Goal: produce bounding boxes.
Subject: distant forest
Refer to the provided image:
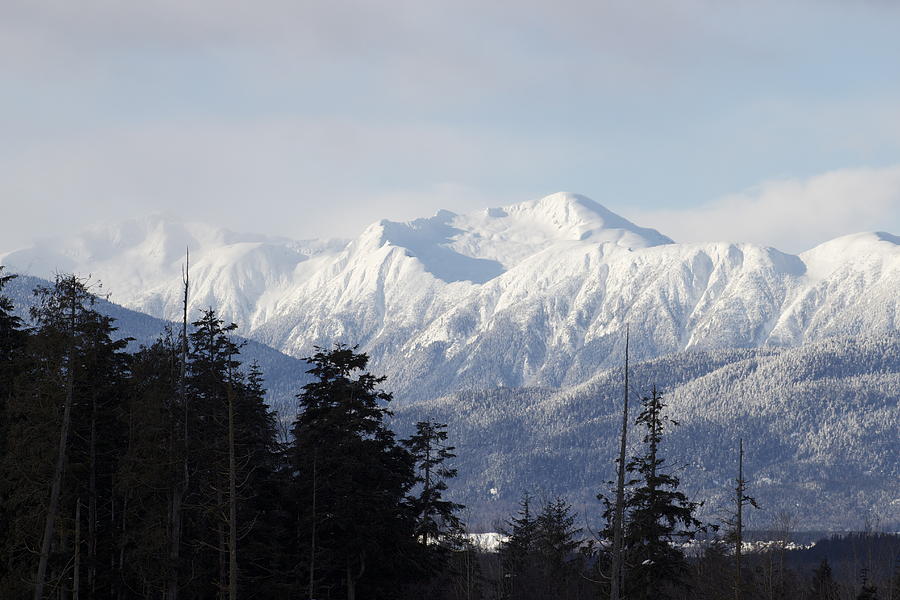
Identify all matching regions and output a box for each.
[1,268,898,600]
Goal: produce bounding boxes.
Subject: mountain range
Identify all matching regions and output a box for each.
[3,192,898,529]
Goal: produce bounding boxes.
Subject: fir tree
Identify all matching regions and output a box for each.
[599,386,706,600]
[404,421,465,545]
[0,267,25,592]
[183,308,243,597]
[116,333,183,597]
[533,496,583,599]
[0,275,130,598]
[0,266,24,413]
[805,559,840,600]
[499,493,539,600]
[290,344,416,600]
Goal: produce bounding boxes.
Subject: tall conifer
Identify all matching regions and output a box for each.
[290,344,416,600]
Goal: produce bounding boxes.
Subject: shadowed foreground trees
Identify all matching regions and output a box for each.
[0,273,897,600]
[0,272,467,598]
[289,344,418,599]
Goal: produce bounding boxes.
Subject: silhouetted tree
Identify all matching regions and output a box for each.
[290,344,416,599]
[600,386,706,600]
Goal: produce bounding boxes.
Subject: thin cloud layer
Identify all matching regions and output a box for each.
[630,166,900,253]
[2,2,900,252]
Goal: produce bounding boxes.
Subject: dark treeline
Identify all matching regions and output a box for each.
[0,271,464,599]
[1,268,898,600]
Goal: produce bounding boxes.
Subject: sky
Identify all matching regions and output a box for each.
[3,0,900,254]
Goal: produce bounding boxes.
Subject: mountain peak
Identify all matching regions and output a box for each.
[494,192,673,248]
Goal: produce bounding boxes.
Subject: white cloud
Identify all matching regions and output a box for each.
[0,115,577,252]
[629,166,900,253]
[3,1,900,255]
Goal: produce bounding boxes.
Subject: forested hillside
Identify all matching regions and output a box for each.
[2,269,898,599]
[395,339,900,530]
[5,272,898,531]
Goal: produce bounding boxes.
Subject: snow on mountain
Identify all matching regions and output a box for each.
[3,193,899,400]
[0,214,347,330]
[393,336,900,529]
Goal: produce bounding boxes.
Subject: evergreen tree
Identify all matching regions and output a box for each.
[66,300,131,597]
[0,266,24,424]
[0,266,24,468]
[533,496,583,599]
[724,438,759,600]
[857,584,879,600]
[227,361,284,597]
[182,308,243,597]
[404,420,465,545]
[402,421,471,600]
[116,333,183,596]
[290,344,416,599]
[599,386,706,600]
[0,275,130,598]
[499,493,540,600]
[805,559,840,600]
[0,267,25,591]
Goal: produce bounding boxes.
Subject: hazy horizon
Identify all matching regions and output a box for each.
[4,1,900,253]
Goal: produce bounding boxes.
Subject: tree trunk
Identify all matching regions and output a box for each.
[168,250,189,600]
[346,553,365,600]
[88,393,98,596]
[309,449,317,600]
[228,382,238,600]
[610,326,629,600]
[74,499,81,600]
[34,279,78,600]
[218,488,227,600]
[735,438,744,600]
[347,561,355,600]
[118,495,127,600]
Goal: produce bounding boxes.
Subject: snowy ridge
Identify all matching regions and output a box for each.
[3,193,899,399]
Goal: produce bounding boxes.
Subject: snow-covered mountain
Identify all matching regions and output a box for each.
[4,192,899,400]
[3,193,899,529]
[393,335,900,530]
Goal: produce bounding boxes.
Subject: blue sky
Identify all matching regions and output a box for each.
[3,0,900,253]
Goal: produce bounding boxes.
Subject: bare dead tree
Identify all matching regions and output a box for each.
[610,325,630,600]
[733,438,759,600]
[168,248,189,600]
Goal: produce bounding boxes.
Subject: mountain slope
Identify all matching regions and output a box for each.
[2,273,310,414]
[3,196,899,531]
[5,193,897,401]
[392,336,900,530]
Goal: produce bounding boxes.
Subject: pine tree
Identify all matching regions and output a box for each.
[499,493,540,600]
[227,361,283,597]
[533,496,583,599]
[857,584,879,600]
[402,421,471,600]
[116,334,182,596]
[290,344,416,600]
[607,386,706,600]
[805,559,840,600]
[0,275,130,598]
[183,308,243,597]
[404,420,465,546]
[0,266,24,422]
[0,267,26,592]
[66,301,130,597]
[0,266,24,476]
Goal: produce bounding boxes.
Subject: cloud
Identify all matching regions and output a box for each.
[0,114,579,252]
[628,166,900,253]
[3,1,900,256]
